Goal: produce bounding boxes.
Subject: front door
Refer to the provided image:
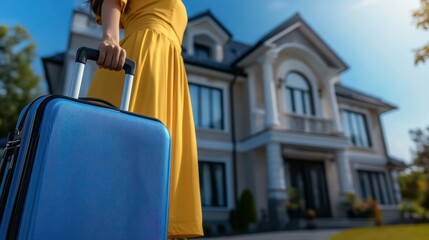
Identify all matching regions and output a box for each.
[289,160,331,217]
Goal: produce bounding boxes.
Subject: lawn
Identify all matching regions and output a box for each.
[331,224,429,240]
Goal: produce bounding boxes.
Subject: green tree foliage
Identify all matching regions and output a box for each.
[0,25,40,137]
[397,127,429,215]
[413,0,429,64]
[398,170,427,202]
[410,127,429,173]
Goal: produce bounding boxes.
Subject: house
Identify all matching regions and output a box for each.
[43,8,404,234]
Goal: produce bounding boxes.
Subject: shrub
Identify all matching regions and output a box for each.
[229,189,257,233]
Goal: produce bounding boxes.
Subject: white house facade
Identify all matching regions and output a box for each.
[43,9,404,234]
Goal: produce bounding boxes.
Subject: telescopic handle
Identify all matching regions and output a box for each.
[70,47,136,111]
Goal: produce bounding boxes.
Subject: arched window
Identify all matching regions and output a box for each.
[285,72,315,116]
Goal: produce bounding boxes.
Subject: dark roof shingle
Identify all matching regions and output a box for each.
[335,84,396,111]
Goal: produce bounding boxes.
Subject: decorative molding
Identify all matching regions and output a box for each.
[265,22,302,45]
[185,64,235,81]
[237,130,348,152]
[274,43,332,79]
[257,49,278,65]
[197,139,233,151]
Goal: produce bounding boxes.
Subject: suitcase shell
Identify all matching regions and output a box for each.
[0,49,172,239]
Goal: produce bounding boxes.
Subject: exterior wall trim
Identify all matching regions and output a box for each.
[197,139,233,151]
[237,130,348,152]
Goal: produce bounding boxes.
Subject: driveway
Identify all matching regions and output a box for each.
[203,229,341,240]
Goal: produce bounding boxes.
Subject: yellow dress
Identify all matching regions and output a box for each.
[87,0,203,238]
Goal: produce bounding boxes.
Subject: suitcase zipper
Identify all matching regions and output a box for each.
[6,96,55,239]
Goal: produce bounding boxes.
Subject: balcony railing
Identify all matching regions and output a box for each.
[283,114,334,135]
[252,111,334,135]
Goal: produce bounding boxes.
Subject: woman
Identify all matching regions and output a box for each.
[86,0,203,238]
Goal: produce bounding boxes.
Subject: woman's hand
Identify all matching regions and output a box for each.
[97,37,126,71]
[97,0,126,71]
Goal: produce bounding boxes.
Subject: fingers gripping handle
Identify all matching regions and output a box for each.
[75,47,136,75]
[70,47,136,111]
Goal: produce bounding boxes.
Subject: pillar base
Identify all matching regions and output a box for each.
[267,197,289,230]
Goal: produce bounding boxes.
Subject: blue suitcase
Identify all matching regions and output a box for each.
[0,47,172,239]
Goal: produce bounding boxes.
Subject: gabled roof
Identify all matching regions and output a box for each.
[335,84,397,111]
[233,13,348,72]
[188,10,233,38]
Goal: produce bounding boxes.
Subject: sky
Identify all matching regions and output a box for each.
[2,0,429,163]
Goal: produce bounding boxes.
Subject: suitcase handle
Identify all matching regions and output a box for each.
[76,47,136,75]
[70,47,136,111]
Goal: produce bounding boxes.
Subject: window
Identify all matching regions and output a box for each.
[358,170,391,205]
[341,110,372,148]
[199,162,227,207]
[194,43,212,60]
[285,72,315,116]
[189,83,224,130]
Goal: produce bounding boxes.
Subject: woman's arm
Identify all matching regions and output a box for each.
[97,0,126,71]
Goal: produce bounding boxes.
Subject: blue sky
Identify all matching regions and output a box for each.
[2,0,429,163]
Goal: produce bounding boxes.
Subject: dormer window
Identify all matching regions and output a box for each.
[185,12,231,63]
[194,43,212,60]
[192,34,216,61]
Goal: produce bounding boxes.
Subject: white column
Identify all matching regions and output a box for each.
[391,170,402,204]
[267,142,287,198]
[215,44,223,62]
[325,80,343,133]
[259,51,280,128]
[245,67,258,134]
[336,151,355,194]
[187,33,194,55]
[266,142,288,226]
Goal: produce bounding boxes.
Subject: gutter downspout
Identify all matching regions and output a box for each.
[229,72,239,203]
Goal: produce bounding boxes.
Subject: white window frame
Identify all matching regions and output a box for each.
[199,157,233,211]
[276,59,322,118]
[188,75,230,133]
[352,165,394,206]
[339,105,374,150]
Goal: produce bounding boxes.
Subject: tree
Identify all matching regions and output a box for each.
[398,169,427,202]
[0,25,41,137]
[413,0,429,64]
[409,127,429,173]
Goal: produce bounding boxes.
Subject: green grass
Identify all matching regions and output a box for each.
[331,224,429,240]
